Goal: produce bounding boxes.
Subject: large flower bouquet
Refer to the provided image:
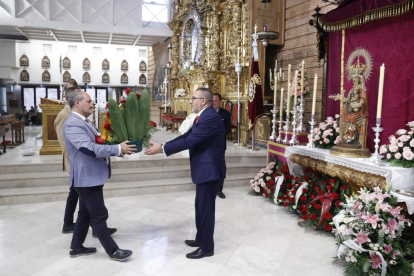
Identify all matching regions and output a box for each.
[333,187,414,276]
[249,161,278,198]
[380,121,414,168]
[290,63,310,99]
[311,116,340,149]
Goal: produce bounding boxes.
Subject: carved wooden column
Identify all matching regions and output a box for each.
[208,1,221,71]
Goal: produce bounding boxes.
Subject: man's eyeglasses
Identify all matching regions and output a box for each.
[191,97,204,100]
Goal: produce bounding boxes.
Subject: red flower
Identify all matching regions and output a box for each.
[95,136,104,144]
[329,179,336,184]
[270,187,275,192]
[310,194,316,199]
[280,184,285,189]
[284,203,290,207]
[314,173,320,179]
[324,224,332,232]
[330,193,339,200]
[311,181,315,186]
[279,168,284,173]
[289,197,295,203]
[318,190,324,195]
[287,183,293,189]
[149,121,157,128]
[291,190,297,195]
[273,173,278,177]
[103,123,111,131]
[125,88,132,95]
[327,185,333,192]
[304,175,310,181]
[302,215,309,221]
[268,179,275,186]
[300,195,307,202]
[335,201,342,207]
[303,188,308,193]
[106,102,109,108]
[310,201,316,206]
[300,204,307,209]
[310,213,317,220]
[322,181,328,186]
[106,111,110,118]
[283,165,289,169]
[265,192,270,198]
[341,185,348,191]
[120,99,126,104]
[314,186,320,191]
[303,208,308,214]
[315,204,322,210]
[325,213,333,220]
[136,93,141,100]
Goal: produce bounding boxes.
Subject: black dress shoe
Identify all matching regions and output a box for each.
[186,248,214,259]
[185,240,201,247]
[69,246,97,258]
[92,228,117,238]
[62,223,75,234]
[110,249,133,261]
[217,192,226,199]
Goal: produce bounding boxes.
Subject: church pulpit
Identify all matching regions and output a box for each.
[39,98,65,155]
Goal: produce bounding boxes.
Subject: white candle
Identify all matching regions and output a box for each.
[312,74,318,115]
[237,47,240,59]
[279,87,284,117]
[287,64,291,85]
[275,60,278,72]
[283,73,285,82]
[377,64,385,118]
[301,60,305,97]
[294,70,298,105]
[287,83,291,116]
[269,69,272,80]
[273,76,277,106]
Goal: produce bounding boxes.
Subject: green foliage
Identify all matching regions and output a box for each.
[141,124,159,148]
[124,93,140,141]
[137,89,150,139]
[108,99,128,142]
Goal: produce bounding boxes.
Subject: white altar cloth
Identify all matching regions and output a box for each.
[285,146,414,214]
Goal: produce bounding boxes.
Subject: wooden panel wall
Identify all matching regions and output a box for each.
[278,0,336,123]
[148,38,171,102]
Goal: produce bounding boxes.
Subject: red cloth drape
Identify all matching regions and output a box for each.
[326,12,414,151]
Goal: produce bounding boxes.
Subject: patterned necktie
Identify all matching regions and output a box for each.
[196,116,200,124]
[85,118,99,136]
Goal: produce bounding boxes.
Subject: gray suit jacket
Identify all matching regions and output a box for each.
[63,113,119,187]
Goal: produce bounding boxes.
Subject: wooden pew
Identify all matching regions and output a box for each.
[0,114,15,153]
[11,120,25,144]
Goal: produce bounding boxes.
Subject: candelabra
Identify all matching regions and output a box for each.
[276,112,283,143]
[282,115,291,144]
[297,98,306,132]
[289,104,299,146]
[235,58,244,148]
[307,114,316,148]
[370,118,383,165]
[269,106,278,141]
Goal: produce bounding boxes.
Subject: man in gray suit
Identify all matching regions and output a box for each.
[63,91,135,261]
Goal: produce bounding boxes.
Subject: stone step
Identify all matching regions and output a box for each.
[0,155,265,174]
[0,173,253,205]
[0,163,262,189]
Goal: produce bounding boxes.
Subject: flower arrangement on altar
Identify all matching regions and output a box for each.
[290,63,309,98]
[100,88,158,152]
[311,115,341,149]
[332,187,414,276]
[174,88,186,98]
[380,121,414,168]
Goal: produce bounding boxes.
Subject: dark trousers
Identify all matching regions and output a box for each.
[71,185,118,256]
[218,180,224,193]
[64,184,79,225]
[195,180,220,252]
[30,116,37,125]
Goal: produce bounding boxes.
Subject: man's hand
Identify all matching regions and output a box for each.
[144,141,162,155]
[120,141,136,155]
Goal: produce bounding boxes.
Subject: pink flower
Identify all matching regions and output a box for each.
[409,131,414,135]
[333,122,338,128]
[353,229,371,246]
[397,215,412,226]
[399,135,410,142]
[407,121,414,128]
[410,139,414,147]
[389,145,399,153]
[389,135,397,143]
[395,152,402,159]
[387,153,391,159]
[383,218,399,236]
[397,142,404,147]
[403,146,411,152]
[396,129,407,136]
[319,122,327,130]
[323,138,330,144]
[334,136,341,144]
[390,260,397,265]
[379,145,388,154]
[326,117,334,125]
[383,244,392,254]
[368,251,382,269]
[335,114,340,119]
[389,206,402,217]
[362,212,383,229]
[403,150,414,161]
[391,250,400,259]
[319,141,323,144]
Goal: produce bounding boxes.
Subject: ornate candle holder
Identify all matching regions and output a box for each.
[289,104,299,146]
[370,118,383,165]
[307,114,316,148]
[282,115,291,144]
[269,106,278,141]
[276,112,283,143]
[297,98,306,132]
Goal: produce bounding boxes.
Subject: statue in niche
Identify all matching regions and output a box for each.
[139,74,146,84]
[20,54,29,67]
[20,69,29,81]
[102,58,110,69]
[121,73,128,83]
[121,60,128,70]
[63,57,71,68]
[83,72,91,83]
[63,71,71,82]
[42,56,50,68]
[139,60,147,71]
[83,58,90,69]
[42,70,50,82]
[102,73,110,83]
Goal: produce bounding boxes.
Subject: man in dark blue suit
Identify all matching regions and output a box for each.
[212,93,230,199]
[145,88,225,259]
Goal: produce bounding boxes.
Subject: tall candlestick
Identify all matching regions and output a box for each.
[377,64,385,118]
[312,74,318,115]
[287,64,291,84]
[273,76,277,106]
[269,69,272,80]
[287,83,291,115]
[301,60,305,97]
[275,60,278,72]
[279,87,284,117]
[294,70,298,105]
[237,47,240,59]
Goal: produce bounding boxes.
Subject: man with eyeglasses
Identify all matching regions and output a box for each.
[145,87,226,260]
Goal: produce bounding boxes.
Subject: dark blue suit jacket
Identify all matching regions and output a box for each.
[217,108,231,136]
[164,106,226,185]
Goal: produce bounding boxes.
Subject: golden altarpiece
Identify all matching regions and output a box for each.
[166,0,284,145]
